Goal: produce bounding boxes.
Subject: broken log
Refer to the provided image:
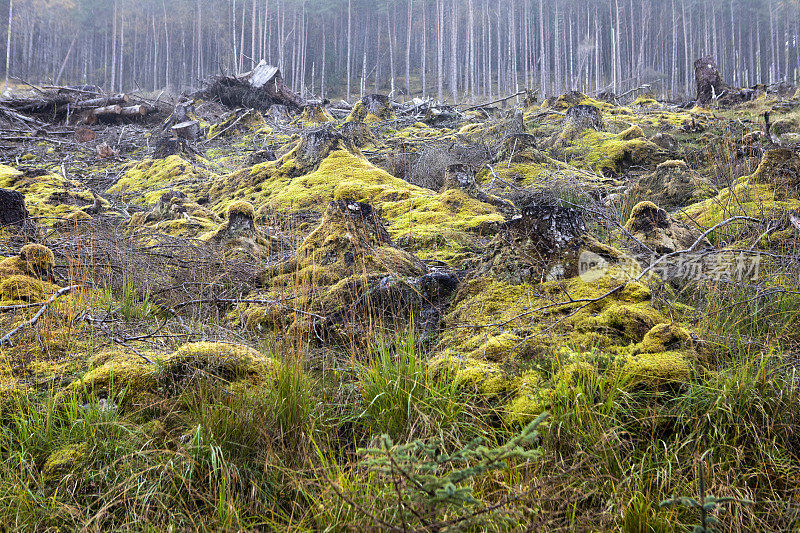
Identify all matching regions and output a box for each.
[85,104,147,124]
[74,94,130,109]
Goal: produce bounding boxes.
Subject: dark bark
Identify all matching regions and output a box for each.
[0,188,29,229]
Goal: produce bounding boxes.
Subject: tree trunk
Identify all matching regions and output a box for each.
[4,0,12,89]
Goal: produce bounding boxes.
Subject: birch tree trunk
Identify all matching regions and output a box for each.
[4,0,12,89]
[405,0,412,97]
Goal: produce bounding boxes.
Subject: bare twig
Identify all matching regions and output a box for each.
[0,285,79,346]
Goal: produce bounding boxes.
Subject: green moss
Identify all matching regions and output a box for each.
[109,156,212,205]
[429,355,511,398]
[553,361,599,392]
[504,389,553,427]
[618,351,691,389]
[578,303,666,344]
[0,164,97,223]
[618,125,645,141]
[436,270,665,370]
[226,200,256,219]
[0,244,55,281]
[43,443,89,483]
[633,95,659,107]
[563,129,665,175]
[0,275,59,303]
[214,149,502,262]
[639,323,691,353]
[67,342,275,406]
[682,178,800,228]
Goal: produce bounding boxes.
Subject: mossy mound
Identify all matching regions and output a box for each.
[681,151,800,230]
[0,164,100,224]
[250,200,427,335]
[632,95,659,107]
[559,128,666,176]
[212,148,502,262]
[436,267,665,368]
[625,201,708,254]
[0,244,59,305]
[66,342,275,407]
[42,443,89,483]
[0,275,59,304]
[129,190,220,238]
[617,351,691,390]
[110,155,213,205]
[633,160,711,208]
[0,243,55,281]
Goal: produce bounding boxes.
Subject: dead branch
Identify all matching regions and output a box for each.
[0,285,79,347]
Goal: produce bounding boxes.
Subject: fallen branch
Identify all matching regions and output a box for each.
[0,285,78,347]
[459,90,527,112]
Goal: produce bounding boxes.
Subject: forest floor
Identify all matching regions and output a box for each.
[0,85,799,531]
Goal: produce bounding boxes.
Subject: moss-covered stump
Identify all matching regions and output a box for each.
[552,104,605,146]
[251,200,428,339]
[346,94,395,123]
[474,205,622,284]
[625,201,708,254]
[129,190,220,238]
[632,160,710,208]
[201,201,283,257]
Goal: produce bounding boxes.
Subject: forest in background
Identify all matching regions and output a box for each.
[5,0,800,102]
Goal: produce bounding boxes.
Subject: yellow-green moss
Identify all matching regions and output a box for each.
[213,149,502,261]
[618,351,691,389]
[110,156,212,205]
[436,270,665,367]
[633,95,659,107]
[0,244,55,281]
[639,323,691,353]
[43,443,89,483]
[0,275,58,303]
[0,164,96,223]
[67,342,275,406]
[226,200,256,220]
[429,355,511,397]
[618,125,645,141]
[563,129,665,175]
[681,178,800,228]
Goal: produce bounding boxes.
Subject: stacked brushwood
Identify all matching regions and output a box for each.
[0,85,153,126]
[193,60,309,112]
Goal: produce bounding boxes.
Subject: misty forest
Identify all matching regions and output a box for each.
[1,0,800,531]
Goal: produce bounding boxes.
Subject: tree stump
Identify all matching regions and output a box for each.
[194,60,308,112]
[172,120,201,141]
[0,188,30,229]
[694,56,727,106]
